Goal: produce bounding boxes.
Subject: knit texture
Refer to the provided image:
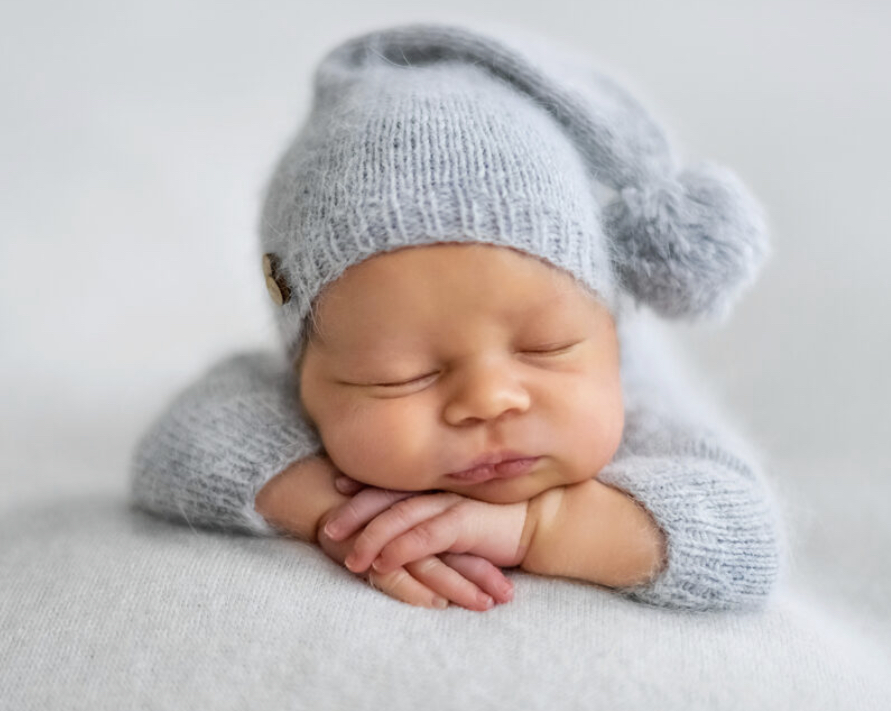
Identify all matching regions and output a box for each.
[130,316,784,611]
[131,354,319,536]
[260,23,770,360]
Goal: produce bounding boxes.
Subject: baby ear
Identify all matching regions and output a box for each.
[603,162,770,321]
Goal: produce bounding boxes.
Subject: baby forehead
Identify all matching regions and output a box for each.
[306,245,608,350]
[316,243,598,310]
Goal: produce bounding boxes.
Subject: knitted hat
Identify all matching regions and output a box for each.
[259,22,769,360]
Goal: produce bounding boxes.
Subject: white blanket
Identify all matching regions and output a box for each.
[3,497,890,710]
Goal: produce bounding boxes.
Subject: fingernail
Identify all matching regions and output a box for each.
[480,595,495,610]
[334,477,351,493]
[371,558,382,571]
[344,554,358,571]
[323,521,339,539]
[432,597,449,609]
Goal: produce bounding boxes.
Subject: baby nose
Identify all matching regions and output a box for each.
[442,362,531,426]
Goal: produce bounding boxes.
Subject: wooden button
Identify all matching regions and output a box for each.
[262,253,291,305]
[262,253,275,278]
[265,275,284,305]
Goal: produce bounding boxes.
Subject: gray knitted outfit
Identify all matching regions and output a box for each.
[130,23,783,611]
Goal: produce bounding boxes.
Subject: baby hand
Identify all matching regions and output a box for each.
[319,480,514,611]
[323,478,527,597]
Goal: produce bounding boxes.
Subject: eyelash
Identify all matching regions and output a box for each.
[518,341,580,356]
[371,372,439,388]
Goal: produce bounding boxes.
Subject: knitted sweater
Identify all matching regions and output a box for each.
[130,314,783,612]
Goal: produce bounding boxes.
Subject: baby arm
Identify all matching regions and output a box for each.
[532,422,783,610]
[520,478,666,588]
[130,351,321,534]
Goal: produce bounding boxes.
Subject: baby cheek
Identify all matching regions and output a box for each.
[320,401,434,490]
[558,379,624,478]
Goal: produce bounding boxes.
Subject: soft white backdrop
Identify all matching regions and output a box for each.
[2,0,889,647]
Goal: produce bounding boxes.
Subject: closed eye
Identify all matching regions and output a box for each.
[518,341,581,356]
[371,372,438,387]
[336,372,438,398]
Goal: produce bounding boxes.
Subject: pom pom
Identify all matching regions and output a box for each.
[603,162,770,321]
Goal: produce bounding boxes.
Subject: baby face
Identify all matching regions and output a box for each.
[299,243,624,505]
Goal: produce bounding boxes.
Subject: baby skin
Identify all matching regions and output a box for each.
[254,243,667,611]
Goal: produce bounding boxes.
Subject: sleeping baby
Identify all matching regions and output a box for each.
[131,22,783,612]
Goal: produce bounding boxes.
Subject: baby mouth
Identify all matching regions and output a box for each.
[446,455,540,483]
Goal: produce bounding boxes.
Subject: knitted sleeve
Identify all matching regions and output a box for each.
[597,320,785,611]
[129,351,321,535]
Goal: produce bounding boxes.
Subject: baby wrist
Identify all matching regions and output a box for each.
[518,486,565,571]
[254,456,346,542]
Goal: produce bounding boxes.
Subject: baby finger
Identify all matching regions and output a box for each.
[367,562,449,610]
[324,486,416,541]
[334,475,365,495]
[406,556,495,612]
[372,510,466,574]
[440,553,514,605]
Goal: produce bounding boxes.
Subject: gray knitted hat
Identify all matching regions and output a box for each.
[259,22,769,360]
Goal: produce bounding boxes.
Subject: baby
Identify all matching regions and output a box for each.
[131,23,783,612]
[257,242,657,612]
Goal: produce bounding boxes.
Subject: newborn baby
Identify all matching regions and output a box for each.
[131,22,783,612]
[256,243,662,611]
